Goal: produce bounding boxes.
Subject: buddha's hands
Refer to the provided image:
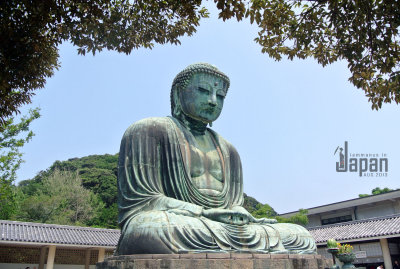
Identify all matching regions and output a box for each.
[202,208,250,225]
[250,216,278,224]
[232,206,278,224]
[202,206,277,225]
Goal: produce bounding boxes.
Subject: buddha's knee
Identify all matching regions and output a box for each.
[275,223,312,238]
[273,223,316,253]
[118,211,174,254]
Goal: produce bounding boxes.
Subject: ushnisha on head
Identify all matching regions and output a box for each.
[170,63,230,125]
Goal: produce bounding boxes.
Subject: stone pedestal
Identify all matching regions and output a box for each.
[96,253,333,269]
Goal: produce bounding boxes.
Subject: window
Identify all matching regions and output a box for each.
[321,215,352,225]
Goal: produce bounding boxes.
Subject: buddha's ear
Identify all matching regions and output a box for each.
[171,84,182,118]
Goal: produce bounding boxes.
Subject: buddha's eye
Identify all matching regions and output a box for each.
[217,93,225,99]
[198,87,209,93]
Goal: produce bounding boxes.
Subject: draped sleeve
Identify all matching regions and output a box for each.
[117,117,203,226]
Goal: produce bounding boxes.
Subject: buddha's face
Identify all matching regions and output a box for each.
[180,72,228,124]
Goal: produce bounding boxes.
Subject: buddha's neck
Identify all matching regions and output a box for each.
[176,113,208,135]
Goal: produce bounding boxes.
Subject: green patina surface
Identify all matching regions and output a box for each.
[116,63,317,254]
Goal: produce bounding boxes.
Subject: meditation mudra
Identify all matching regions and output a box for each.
[116,63,316,254]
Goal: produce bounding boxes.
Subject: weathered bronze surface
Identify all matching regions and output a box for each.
[116,63,317,254]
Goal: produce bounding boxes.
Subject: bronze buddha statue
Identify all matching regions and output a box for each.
[116,63,316,254]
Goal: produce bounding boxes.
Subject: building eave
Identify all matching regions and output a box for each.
[280,189,400,217]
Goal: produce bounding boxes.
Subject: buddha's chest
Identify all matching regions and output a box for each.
[188,135,224,193]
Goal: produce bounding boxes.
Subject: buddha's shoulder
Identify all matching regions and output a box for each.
[209,130,240,156]
[122,117,174,136]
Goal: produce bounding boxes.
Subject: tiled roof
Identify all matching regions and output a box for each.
[309,214,400,244]
[0,220,120,247]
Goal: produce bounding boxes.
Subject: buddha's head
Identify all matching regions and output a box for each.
[171,63,230,125]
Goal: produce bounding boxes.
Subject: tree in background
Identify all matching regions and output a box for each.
[1,1,399,123]
[0,108,40,219]
[0,0,208,124]
[17,169,104,226]
[217,0,400,110]
[251,203,278,219]
[17,154,119,228]
[359,187,395,198]
[251,203,309,226]
[275,209,309,226]
[243,193,270,213]
[244,193,308,226]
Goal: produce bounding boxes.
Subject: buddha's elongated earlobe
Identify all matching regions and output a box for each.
[172,85,182,118]
[209,122,212,127]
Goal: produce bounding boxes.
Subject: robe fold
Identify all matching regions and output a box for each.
[116,117,316,254]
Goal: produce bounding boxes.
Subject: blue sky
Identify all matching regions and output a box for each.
[17,4,400,214]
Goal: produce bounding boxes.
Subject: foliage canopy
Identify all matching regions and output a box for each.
[0,0,208,123]
[244,193,308,226]
[216,0,400,110]
[359,187,395,198]
[275,209,309,226]
[1,0,399,123]
[0,108,40,219]
[17,154,119,228]
[17,169,104,225]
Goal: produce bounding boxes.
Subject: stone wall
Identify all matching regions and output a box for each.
[97,253,333,269]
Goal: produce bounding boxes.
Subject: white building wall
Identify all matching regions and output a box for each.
[357,202,395,220]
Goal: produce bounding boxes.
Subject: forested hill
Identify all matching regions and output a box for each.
[17,154,119,228]
[16,154,273,228]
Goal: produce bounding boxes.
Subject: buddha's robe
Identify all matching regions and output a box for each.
[116,117,316,254]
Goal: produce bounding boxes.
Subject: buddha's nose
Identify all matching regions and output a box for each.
[208,94,217,106]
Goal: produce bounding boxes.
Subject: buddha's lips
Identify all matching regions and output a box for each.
[203,106,219,113]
